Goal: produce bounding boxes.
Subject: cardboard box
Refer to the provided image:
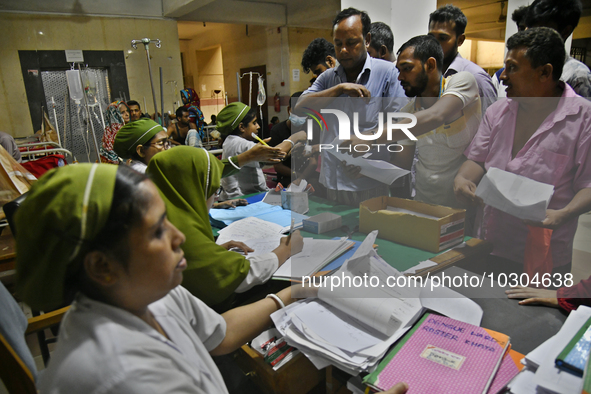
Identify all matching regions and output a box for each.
[359,196,465,253]
[302,212,342,234]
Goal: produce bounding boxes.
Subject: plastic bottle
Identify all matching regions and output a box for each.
[66,70,84,104]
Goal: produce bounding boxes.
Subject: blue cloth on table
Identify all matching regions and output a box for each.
[209,202,282,225]
[209,201,309,229]
[244,192,266,204]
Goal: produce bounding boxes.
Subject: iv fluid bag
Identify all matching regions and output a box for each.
[256,75,266,106]
[66,70,83,104]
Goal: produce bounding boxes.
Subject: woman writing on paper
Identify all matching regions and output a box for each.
[147,147,304,311]
[217,102,306,199]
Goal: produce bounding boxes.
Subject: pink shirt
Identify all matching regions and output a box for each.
[465,83,591,267]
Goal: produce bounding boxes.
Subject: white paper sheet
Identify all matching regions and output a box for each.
[241,237,283,257]
[286,179,308,192]
[327,146,410,185]
[290,302,384,353]
[531,306,591,394]
[273,238,353,279]
[216,216,284,245]
[419,283,484,326]
[475,167,554,222]
[384,206,441,220]
[403,259,438,274]
[508,369,538,394]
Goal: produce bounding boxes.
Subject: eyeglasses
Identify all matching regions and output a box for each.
[144,138,171,150]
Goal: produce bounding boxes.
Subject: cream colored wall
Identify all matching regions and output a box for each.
[194,46,225,121]
[458,39,504,74]
[287,27,333,95]
[475,40,505,70]
[181,23,289,121]
[0,13,183,138]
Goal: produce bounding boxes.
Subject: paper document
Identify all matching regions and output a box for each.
[530,306,591,394]
[216,217,285,245]
[327,145,409,185]
[239,237,283,257]
[286,179,308,192]
[270,232,483,374]
[403,260,438,274]
[384,206,441,220]
[475,167,554,222]
[273,238,354,279]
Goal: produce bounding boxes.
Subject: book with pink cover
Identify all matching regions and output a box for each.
[486,349,521,394]
[364,313,510,394]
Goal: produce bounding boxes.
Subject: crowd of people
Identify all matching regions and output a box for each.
[9,0,591,393]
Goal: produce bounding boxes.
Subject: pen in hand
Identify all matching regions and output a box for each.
[287,218,295,245]
[253,134,269,146]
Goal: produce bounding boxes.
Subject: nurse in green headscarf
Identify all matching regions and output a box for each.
[147,147,304,309]
[113,118,171,174]
[114,118,287,178]
[14,163,307,394]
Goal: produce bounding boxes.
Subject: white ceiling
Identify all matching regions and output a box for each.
[2,0,591,42]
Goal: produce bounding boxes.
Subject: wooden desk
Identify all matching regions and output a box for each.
[0,228,16,288]
[234,344,324,394]
[0,227,15,270]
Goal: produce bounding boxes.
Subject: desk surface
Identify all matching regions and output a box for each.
[441,267,567,354]
[214,194,492,274]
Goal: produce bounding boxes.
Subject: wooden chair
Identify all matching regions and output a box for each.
[0,280,68,393]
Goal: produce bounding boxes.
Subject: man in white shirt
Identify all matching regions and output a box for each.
[394,35,481,209]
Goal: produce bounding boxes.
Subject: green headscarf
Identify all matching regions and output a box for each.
[216,102,251,136]
[147,147,250,307]
[113,119,164,159]
[15,164,118,311]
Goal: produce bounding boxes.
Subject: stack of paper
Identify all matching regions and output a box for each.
[273,238,354,280]
[475,167,554,222]
[509,306,591,394]
[271,232,484,375]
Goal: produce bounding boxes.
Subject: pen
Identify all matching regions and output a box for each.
[287,218,295,245]
[253,134,269,146]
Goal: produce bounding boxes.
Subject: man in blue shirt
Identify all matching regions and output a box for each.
[298,7,406,206]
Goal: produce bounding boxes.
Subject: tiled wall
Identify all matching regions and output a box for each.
[0,13,183,138]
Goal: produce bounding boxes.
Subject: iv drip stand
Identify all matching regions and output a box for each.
[78,64,101,162]
[131,38,162,125]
